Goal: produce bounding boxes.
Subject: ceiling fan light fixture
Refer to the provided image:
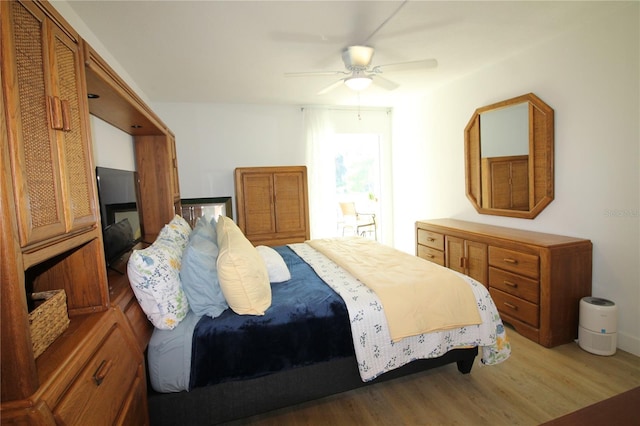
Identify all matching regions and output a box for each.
[344,75,373,91]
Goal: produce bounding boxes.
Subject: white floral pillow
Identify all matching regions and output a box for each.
[155,215,192,250]
[127,218,191,330]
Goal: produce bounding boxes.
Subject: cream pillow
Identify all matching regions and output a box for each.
[216,216,271,315]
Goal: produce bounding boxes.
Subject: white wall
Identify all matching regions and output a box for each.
[391,3,639,355]
[89,115,135,170]
[152,103,305,204]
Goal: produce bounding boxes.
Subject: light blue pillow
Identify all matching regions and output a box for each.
[209,215,218,242]
[180,219,228,318]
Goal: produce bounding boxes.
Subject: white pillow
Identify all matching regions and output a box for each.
[127,235,189,330]
[256,245,291,283]
[155,215,192,250]
[216,216,271,315]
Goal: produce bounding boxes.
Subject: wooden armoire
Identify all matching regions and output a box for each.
[235,166,310,246]
[1,1,180,423]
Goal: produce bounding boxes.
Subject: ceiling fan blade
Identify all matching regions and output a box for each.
[375,58,438,73]
[371,75,399,91]
[284,70,348,78]
[361,0,408,45]
[317,79,345,95]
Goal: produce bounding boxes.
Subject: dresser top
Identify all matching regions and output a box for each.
[416,219,591,248]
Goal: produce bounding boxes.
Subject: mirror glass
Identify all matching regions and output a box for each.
[464,93,554,219]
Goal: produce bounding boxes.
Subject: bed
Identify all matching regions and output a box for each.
[128,216,510,425]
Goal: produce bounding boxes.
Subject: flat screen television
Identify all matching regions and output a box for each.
[96,167,142,266]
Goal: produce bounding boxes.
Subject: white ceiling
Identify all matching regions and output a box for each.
[65,1,619,107]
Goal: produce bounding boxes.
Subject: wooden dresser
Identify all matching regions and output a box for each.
[235,166,310,246]
[415,219,592,347]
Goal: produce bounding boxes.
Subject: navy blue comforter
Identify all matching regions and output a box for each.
[189,246,353,389]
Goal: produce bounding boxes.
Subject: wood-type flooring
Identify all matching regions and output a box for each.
[223,325,640,425]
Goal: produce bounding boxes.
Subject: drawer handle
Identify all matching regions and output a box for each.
[93,359,113,386]
[427,237,435,242]
[61,99,71,131]
[47,96,63,130]
[504,302,518,311]
[427,254,434,259]
[504,280,518,288]
[503,258,518,265]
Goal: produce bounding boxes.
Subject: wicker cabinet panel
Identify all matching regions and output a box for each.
[241,173,277,235]
[273,172,308,234]
[2,0,96,247]
[52,24,97,232]
[3,0,66,245]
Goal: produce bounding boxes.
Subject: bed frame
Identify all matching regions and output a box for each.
[147,347,478,425]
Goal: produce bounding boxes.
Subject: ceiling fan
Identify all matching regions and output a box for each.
[285,45,438,94]
[282,1,437,95]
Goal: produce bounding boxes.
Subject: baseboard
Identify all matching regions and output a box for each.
[617,330,640,357]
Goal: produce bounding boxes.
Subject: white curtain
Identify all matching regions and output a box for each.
[304,107,393,243]
[303,108,337,238]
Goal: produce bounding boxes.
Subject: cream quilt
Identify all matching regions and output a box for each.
[290,239,510,381]
[306,237,482,342]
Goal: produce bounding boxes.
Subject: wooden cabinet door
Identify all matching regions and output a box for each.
[482,155,529,211]
[50,21,98,234]
[2,0,96,246]
[3,0,66,246]
[466,240,488,285]
[135,135,177,236]
[273,171,307,234]
[241,172,276,236]
[445,236,487,286]
[445,236,465,275]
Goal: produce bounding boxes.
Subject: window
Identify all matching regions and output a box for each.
[304,107,392,243]
[334,133,380,239]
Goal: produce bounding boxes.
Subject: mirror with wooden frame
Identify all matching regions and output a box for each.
[465,93,554,219]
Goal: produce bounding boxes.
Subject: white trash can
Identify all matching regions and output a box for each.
[578,297,617,356]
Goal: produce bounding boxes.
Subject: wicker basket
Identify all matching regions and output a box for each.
[28,290,70,358]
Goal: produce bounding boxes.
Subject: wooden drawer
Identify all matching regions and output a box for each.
[115,369,149,425]
[54,322,140,425]
[124,297,153,351]
[488,246,539,279]
[417,229,444,250]
[489,267,540,304]
[417,244,445,266]
[490,288,539,327]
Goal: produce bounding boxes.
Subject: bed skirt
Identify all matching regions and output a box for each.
[147,346,478,426]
